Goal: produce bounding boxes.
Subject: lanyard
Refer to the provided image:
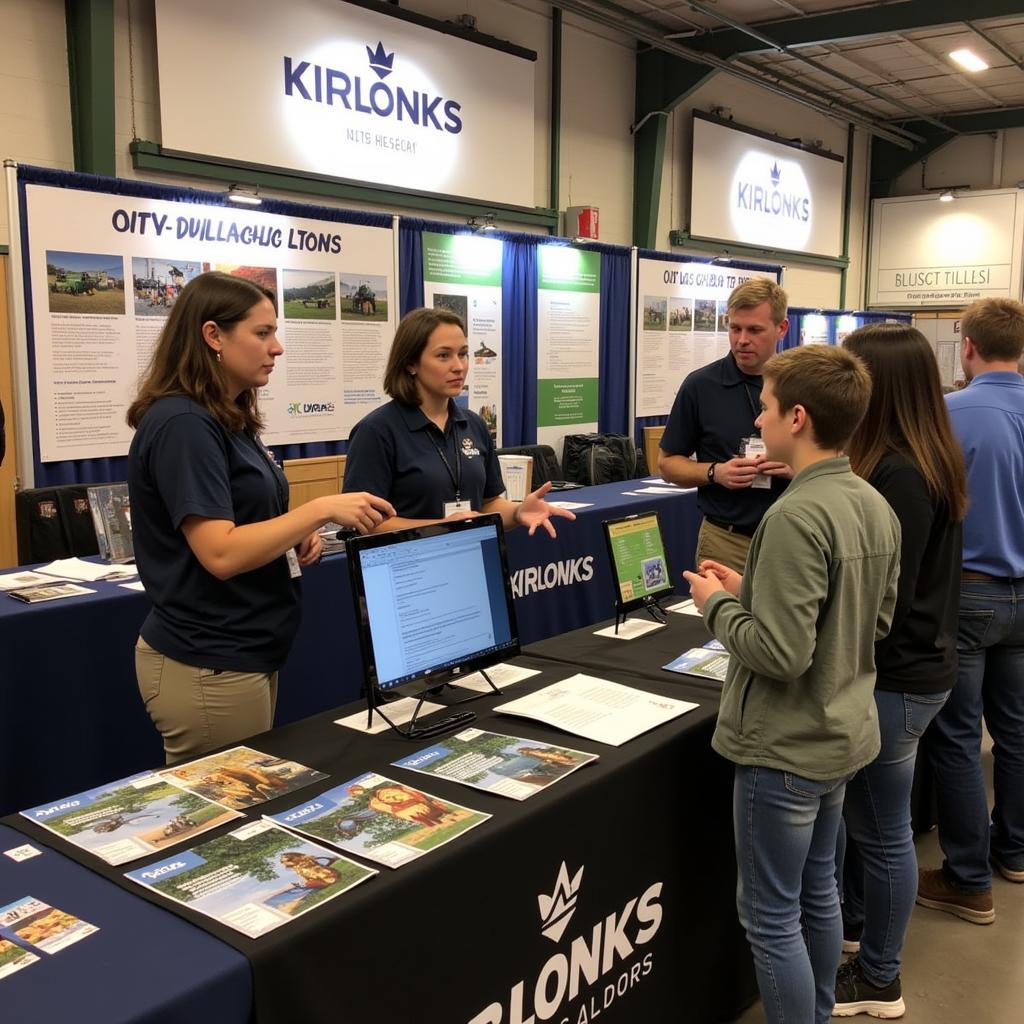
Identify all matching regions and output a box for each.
[246,432,287,511]
[427,422,462,501]
[741,381,761,422]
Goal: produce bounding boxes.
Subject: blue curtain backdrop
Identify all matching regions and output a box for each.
[17,165,393,486]
[781,308,913,350]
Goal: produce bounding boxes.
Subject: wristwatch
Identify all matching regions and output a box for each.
[707,463,717,484]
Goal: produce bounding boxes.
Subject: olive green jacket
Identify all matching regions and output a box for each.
[706,457,901,780]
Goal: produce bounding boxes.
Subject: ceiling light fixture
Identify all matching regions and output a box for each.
[949,49,989,73]
[939,190,956,202]
[227,185,262,206]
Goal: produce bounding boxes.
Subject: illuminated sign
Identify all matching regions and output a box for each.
[155,0,535,207]
[730,153,813,250]
[690,113,844,258]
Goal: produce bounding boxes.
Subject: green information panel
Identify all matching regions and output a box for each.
[606,514,671,603]
[422,232,502,287]
[538,248,601,292]
[537,378,598,427]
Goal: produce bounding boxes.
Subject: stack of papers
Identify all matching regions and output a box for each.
[494,675,699,746]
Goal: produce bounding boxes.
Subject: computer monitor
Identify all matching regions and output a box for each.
[346,514,520,700]
[602,510,674,617]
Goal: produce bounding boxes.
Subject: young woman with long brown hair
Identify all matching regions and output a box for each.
[127,272,393,762]
[833,323,967,1018]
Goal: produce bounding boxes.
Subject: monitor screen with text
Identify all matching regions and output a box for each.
[349,517,518,692]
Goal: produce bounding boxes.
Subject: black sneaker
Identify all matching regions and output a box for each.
[842,921,862,954]
[832,958,905,1018]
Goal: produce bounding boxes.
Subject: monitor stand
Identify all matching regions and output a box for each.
[366,669,503,740]
[613,595,668,635]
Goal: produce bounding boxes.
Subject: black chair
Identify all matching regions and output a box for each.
[15,483,115,564]
[495,445,561,490]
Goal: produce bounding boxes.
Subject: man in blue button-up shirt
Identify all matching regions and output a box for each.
[919,298,1024,926]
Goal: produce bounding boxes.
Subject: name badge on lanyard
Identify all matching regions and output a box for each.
[443,499,473,518]
[741,436,771,489]
[431,420,471,519]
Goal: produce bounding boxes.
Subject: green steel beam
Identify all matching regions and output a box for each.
[130,141,560,229]
[669,230,850,270]
[689,0,1024,58]
[839,123,855,309]
[65,0,115,176]
[631,112,668,248]
[871,107,1024,197]
[550,8,562,213]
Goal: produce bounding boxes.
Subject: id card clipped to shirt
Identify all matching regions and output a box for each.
[741,436,771,489]
[443,500,473,518]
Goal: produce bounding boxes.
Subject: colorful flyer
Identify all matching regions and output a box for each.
[0,939,39,980]
[0,898,98,954]
[268,772,490,868]
[663,646,730,682]
[393,728,598,801]
[21,772,243,866]
[125,821,376,938]
[159,747,328,811]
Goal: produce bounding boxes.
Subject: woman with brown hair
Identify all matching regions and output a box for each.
[127,271,393,762]
[833,323,967,1019]
[343,306,573,536]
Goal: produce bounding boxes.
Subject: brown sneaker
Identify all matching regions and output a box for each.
[916,868,994,925]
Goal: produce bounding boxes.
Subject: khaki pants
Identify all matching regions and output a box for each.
[695,518,752,574]
[135,637,278,764]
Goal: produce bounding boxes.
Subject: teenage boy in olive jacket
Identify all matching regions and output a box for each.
[684,345,900,1024]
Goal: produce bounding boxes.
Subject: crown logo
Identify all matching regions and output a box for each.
[367,41,395,80]
[538,861,584,943]
[770,162,781,187]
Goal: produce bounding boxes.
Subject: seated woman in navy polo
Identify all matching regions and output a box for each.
[343,307,574,537]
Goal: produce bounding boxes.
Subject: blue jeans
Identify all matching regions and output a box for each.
[734,764,852,1024]
[841,689,949,984]
[927,580,1024,891]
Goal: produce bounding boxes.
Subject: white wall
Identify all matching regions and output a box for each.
[0,0,636,247]
[653,73,872,310]
[0,0,73,247]
[890,128,1024,196]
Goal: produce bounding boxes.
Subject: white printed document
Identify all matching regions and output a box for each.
[494,674,699,746]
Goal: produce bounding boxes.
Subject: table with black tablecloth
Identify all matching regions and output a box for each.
[1,483,700,817]
[6,647,755,1024]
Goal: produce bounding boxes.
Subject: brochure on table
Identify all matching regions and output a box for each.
[0,897,98,955]
[160,746,327,811]
[125,821,376,939]
[7,583,94,604]
[663,641,730,682]
[495,675,699,746]
[393,729,598,801]
[0,938,39,980]
[422,231,503,444]
[269,772,489,869]
[21,771,243,866]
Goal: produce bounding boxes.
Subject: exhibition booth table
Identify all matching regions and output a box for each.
[0,822,252,1024]
[4,644,756,1024]
[0,482,700,817]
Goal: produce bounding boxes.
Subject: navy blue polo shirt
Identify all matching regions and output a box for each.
[660,353,786,532]
[343,399,505,518]
[128,396,299,673]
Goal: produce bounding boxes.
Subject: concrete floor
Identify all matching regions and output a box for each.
[731,743,1024,1023]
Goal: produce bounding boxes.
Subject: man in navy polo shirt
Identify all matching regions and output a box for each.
[918,297,1024,925]
[658,278,791,572]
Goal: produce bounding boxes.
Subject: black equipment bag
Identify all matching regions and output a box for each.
[561,433,648,486]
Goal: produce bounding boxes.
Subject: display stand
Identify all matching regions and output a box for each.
[612,595,668,635]
[366,670,502,739]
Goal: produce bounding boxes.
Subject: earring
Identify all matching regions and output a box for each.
[216,351,222,363]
